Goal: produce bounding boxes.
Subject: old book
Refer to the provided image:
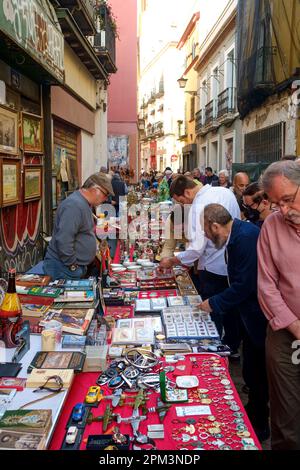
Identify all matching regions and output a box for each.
[39,308,94,335]
[53,290,94,303]
[27,351,86,373]
[26,369,74,388]
[0,409,52,435]
[16,274,51,287]
[53,299,99,309]
[19,295,54,307]
[62,335,87,349]
[21,303,50,317]
[0,377,26,391]
[63,277,96,291]
[27,286,62,298]
[0,429,46,450]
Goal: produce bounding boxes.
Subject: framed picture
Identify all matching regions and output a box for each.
[24,165,42,202]
[0,105,18,155]
[52,174,57,209]
[0,158,21,207]
[22,113,43,153]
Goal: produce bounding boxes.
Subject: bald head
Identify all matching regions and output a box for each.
[233,172,250,197]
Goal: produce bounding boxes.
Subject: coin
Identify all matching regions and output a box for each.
[221,379,230,385]
[237,431,251,437]
[207,415,216,422]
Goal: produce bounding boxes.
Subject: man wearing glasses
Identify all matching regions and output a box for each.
[44,173,114,281]
[258,160,300,450]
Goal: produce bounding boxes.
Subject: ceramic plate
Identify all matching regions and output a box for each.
[111,267,127,273]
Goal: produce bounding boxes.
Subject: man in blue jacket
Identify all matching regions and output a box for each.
[200,203,269,442]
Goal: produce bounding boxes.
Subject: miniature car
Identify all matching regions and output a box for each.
[66,426,78,445]
[72,403,85,422]
[85,385,102,404]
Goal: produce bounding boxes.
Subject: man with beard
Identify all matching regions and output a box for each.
[200,204,269,441]
[257,160,300,450]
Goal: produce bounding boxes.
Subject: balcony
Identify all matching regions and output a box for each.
[146,121,164,138]
[53,0,97,35]
[205,99,218,126]
[195,109,205,134]
[148,91,156,104]
[177,120,187,140]
[217,87,237,121]
[56,8,107,80]
[91,4,117,73]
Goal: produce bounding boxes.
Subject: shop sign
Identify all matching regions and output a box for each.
[171,154,178,162]
[0,0,64,83]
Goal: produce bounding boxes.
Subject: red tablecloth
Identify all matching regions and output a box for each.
[49,354,261,451]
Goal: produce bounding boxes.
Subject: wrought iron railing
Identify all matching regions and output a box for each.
[217,87,236,118]
[205,99,218,125]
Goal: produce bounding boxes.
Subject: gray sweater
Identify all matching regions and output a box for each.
[46,191,97,266]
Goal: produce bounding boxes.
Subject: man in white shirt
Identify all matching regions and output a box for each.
[160,175,241,349]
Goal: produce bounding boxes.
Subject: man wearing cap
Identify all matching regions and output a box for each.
[44,173,114,280]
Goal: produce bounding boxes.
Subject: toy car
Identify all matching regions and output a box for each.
[72,403,85,422]
[66,426,78,445]
[85,385,102,404]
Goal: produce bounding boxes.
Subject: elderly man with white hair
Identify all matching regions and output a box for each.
[211,169,231,188]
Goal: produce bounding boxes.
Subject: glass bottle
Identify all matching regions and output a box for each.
[0,268,22,319]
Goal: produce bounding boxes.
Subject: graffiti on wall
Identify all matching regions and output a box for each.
[108,135,129,168]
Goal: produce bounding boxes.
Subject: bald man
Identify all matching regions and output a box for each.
[231,172,250,214]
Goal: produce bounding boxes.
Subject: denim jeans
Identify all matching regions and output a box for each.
[44,257,87,281]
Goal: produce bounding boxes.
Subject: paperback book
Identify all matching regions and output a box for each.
[53,290,94,303]
[0,430,46,450]
[27,286,62,298]
[16,274,51,287]
[21,303,50,317]
[39,308,94,335]
[0,409,52,435]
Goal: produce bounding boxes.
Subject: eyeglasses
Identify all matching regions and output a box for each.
[33,375,64,393]
[270,185,300,210]
[94,185,109,197]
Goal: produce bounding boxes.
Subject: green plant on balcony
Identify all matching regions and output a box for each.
[95,0,119,39]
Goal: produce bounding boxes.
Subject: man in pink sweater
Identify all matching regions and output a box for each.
[258,160,300,450]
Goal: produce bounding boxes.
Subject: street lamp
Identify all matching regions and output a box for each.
[177,77,188,88]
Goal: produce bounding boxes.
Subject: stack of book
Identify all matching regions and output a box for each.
[53,278,96,304]
[0,409,52,450]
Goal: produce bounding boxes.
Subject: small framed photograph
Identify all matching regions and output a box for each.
[22,113,43,153]
[0,105,18,155]
[0,158,21,207]
[23,165,42,202]
[52,174,57,209]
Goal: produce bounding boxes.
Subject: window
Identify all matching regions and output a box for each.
[244,123,284,163]
[192,41,196,60]
[190,96,195,121]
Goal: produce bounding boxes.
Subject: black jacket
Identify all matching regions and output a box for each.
[209,219,267,348]
[111,175,127,206]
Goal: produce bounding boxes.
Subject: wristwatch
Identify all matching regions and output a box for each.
[69,264,78,272]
